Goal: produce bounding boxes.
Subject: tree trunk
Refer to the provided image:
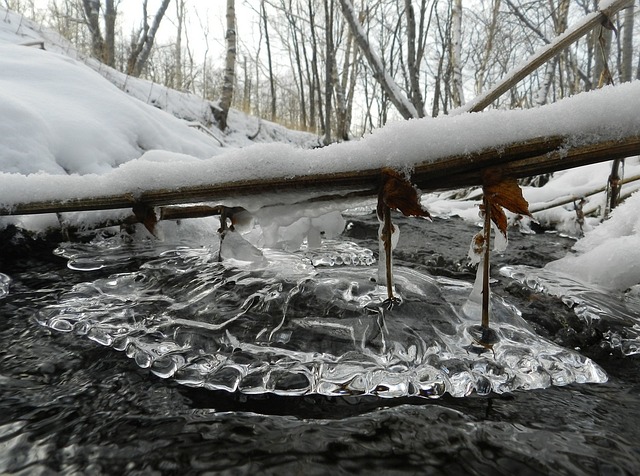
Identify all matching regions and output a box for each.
[475,0,500,96]
[214,0,236,131]
[283,0,307,129]
[175,0,185,89]
[450,0,465,107]
[261,0,277,122]
[621,3,635,82]
[593,25,612,87]
[323,0,334,145]
[103,0,116,67]
[308,0,323,132]
[81,0,104,61]
[127,0,171,77]
[404,0,425,116]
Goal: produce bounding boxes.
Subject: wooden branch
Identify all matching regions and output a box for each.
[3,134,640,217]
[529,173,640,214]
[459,0,634,113]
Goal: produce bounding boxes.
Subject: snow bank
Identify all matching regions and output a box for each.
[546,190,640,291]
[0,44,218,175]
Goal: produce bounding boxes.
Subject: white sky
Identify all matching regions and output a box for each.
[26,0,259,70]
[115,0,259,71]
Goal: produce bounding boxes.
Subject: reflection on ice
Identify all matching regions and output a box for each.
[37,238,607,398]
[501,265,640,356]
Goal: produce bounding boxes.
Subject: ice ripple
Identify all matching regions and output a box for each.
[501,265,640,356]
[36,243,607,398]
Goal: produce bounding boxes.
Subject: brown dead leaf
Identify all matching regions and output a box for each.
[378,167,431,219]
[601,15,618,36]
[471,230,485,259]
[132,203,158,236]
[482,169,531,236]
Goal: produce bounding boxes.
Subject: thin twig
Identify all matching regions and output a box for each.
[382,203,394,301]
[482,196,491,330]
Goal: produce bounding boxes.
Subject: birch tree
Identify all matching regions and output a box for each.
[450,0,465,107]
[214,0,236,131]
[174,0,186,90]
[620,2,635,82]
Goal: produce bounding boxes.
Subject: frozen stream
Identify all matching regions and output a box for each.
[1,215,640,474]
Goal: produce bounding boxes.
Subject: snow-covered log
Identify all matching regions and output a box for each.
[2,132,639,217]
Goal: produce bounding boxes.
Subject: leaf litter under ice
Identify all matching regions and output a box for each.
[36,235,606,399]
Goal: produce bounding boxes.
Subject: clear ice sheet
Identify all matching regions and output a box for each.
[501,265,640,356]
[36,238,607,399]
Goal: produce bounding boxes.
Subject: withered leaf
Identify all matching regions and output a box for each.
[132,203,158,236]
[601,15,618,36]
[378,167,431,219]
[482,169,531,236]
[470,230,485,259]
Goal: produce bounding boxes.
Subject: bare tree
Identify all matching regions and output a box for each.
[81,0,103,60]
[260,0,277,122]
[78,0,118,66]
[279,0,308,129]
[213,0,236,131]
[103,0,116,66]
[323,0,334,144]
[174,0,186,90]
[404,0,425,116]
[308,0,324,132]
[450,0,465,107]
[127,0,171,77]
[534,0,570,106]
[620,2,635,82]
[338,0,419,119]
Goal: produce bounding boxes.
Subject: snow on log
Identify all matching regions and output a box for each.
[2,133,639,217]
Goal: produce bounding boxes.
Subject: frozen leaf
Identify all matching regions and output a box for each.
[376,167,429,304]
[132,203,158,236]
[482,169,531,236]
[468,230,485,264]
[601,15,618,36]
[377,167,431,219]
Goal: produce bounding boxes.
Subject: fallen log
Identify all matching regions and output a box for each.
[2,133,639,218]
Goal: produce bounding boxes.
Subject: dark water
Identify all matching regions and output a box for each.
[1,216,640,475]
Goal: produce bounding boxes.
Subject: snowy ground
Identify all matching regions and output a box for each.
[1,7,639,293]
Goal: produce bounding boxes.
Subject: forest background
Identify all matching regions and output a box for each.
[5,0,639,144]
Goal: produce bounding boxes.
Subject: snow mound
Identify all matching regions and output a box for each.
[0,44,218,175]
